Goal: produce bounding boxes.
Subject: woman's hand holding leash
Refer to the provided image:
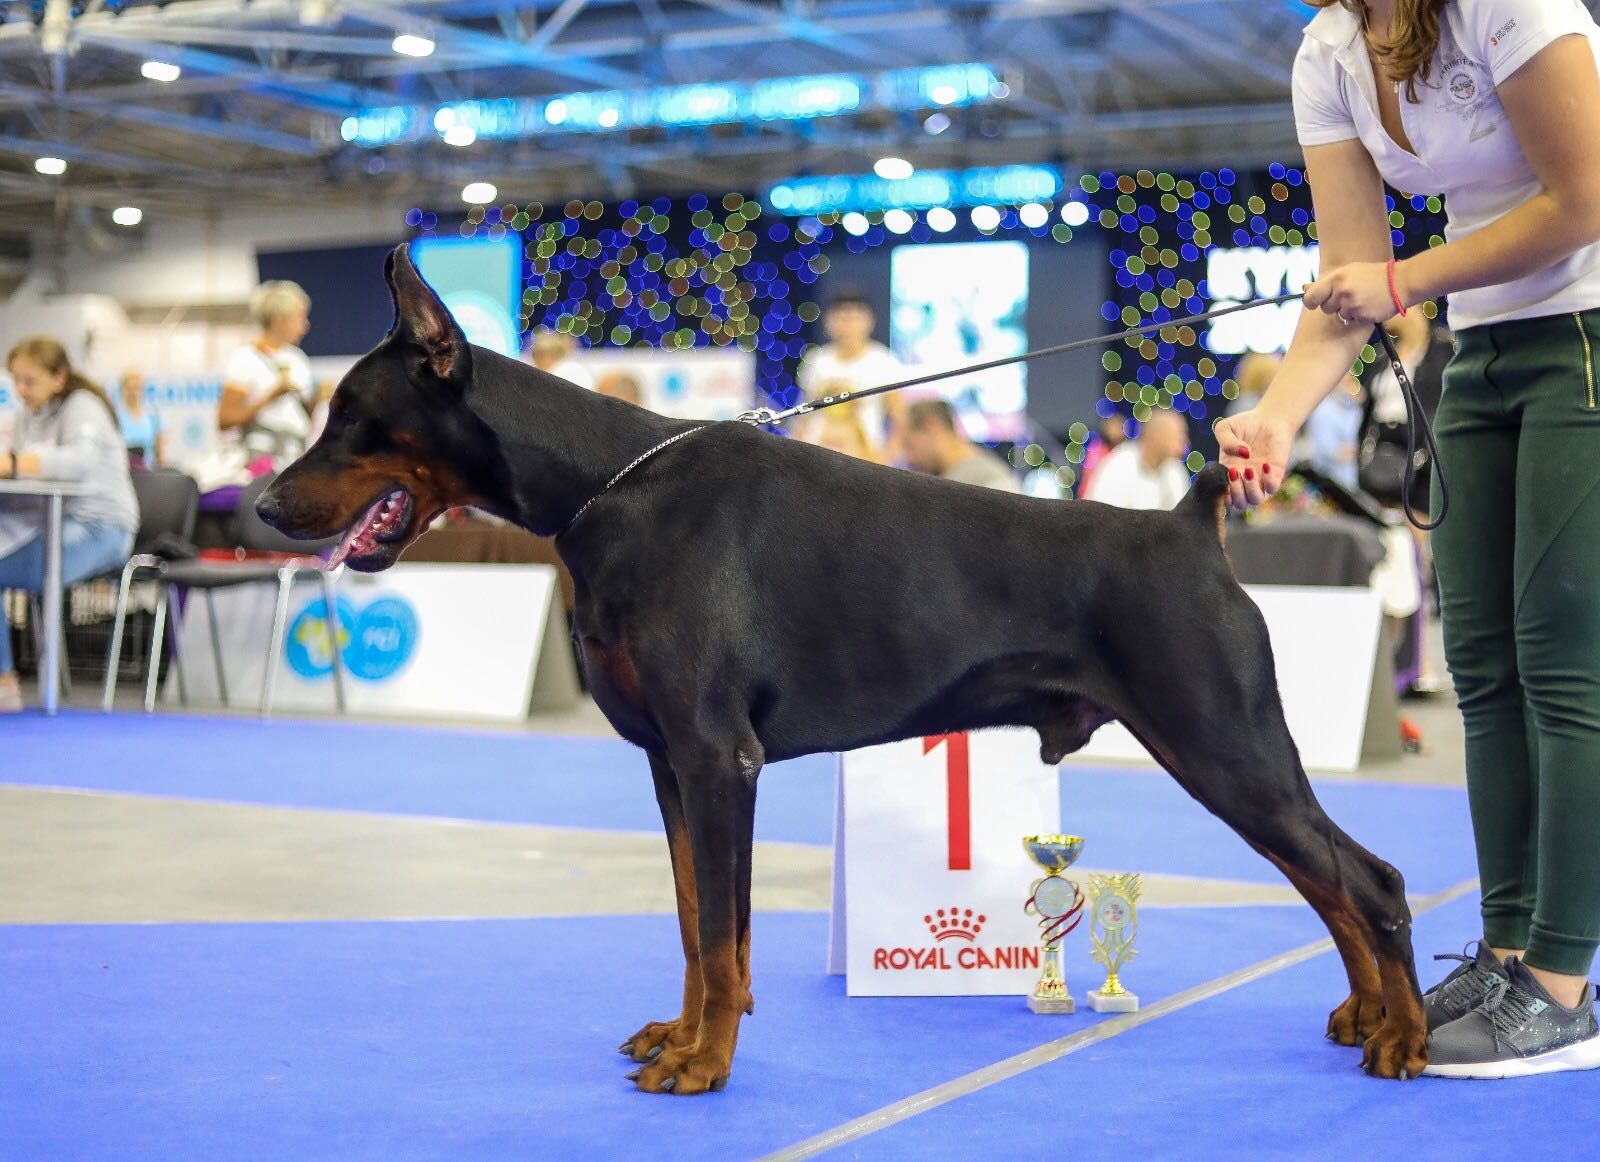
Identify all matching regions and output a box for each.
[1213,409,1295,511]
[1302,260,1411,327]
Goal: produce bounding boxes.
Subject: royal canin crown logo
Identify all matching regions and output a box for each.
[925,907,987,941]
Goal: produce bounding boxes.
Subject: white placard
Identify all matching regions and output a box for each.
[165,563,563,721]
[1078,585,1384,773]
[829,729,1061,997]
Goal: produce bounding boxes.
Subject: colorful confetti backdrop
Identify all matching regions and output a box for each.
[410,164,1447,480]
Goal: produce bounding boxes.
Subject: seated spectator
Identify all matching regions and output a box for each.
[0,337,138,712]
[115,369,163,466]
[219,280,314,468]
[529,329,594,390]
[901,399,1020,492]
[595,371,644,406]
[1077,414,1126,496]
[1083,409,1190,510]
[807,411,881,463]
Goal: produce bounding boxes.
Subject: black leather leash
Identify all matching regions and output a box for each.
[558,293,1447,535]
[1375,326,1447,531]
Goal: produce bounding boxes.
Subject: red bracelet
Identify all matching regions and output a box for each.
[1387,258,1408,318]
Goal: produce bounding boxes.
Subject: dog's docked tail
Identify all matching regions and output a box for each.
[1178,463,1231,546]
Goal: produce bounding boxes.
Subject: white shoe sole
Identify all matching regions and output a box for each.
[1424,1032,1600,1079]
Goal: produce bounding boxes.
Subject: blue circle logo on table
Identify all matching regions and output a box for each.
[286,595,419,682]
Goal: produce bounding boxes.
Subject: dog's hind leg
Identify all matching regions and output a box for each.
[1103,584,1425,1078]
[1254,845,1385,1045]
[621,752,703,1065]
[1127,709,1425,1078]
[632,731,762,1095]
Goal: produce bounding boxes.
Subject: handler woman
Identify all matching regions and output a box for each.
[1215,0,1600,1078]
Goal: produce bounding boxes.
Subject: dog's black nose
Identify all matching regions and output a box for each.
[254,490,284,527]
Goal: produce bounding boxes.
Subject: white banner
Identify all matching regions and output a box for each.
[165,563,566,721]
[829,728,1061,997]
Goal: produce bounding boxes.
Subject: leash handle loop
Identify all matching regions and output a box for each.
[1373,326,1447,531]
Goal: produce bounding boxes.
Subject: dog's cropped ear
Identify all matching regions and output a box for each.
[385,244,472,386]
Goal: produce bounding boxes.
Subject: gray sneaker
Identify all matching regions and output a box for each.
[1424,942,1506,1032]
[1425,957,1600,1079]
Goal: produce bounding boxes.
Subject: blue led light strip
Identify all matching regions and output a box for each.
[768,165,1064,216]
[342,63,1000,147]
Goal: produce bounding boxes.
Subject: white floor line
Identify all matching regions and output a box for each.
[761,876,1480,1162]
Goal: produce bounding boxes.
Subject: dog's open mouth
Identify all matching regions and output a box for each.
[328,488,414,570]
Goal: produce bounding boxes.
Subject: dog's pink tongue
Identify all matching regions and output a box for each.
[326,496,385,569]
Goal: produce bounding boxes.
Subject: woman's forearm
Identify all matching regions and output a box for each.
[1399,190,1600,305]
[1254,310,1373,430]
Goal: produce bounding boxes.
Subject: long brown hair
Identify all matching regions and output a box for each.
[1307,0,1449,102]
[5,335,119,421]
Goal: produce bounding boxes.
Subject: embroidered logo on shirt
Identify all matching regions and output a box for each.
[1447,71,1477,103]
[1490,19,1517,47]
[1435,48,1499,142]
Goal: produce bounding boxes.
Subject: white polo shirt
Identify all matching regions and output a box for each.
[1292,0,1600,330]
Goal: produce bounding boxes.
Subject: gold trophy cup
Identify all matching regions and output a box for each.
[1086,872,1142,1012]
[1022,835,1086,1015]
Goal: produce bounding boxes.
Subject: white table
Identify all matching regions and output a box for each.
[0,478,94,716]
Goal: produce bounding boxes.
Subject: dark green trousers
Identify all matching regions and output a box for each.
[1431,308,1600,977]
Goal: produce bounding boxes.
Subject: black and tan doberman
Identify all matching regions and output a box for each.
[257,245,1428,1093]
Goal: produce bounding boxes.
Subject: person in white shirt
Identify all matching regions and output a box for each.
[219,281,314,467]
[1215,0,1600,1079]
[796,292,908,458]
[529,329,594,391]
[1083,409,1190,510]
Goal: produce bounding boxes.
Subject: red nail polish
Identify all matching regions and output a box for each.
[1262,464,1271,475]
[1228,468,1239,482]
[1238,449,1250,459]
[1244,468,1254,481]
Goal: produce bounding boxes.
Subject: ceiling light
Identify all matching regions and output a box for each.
[883,209,914,235]
[989,81,1012,99]
[443,124,476,147]
[873,156,913,181]
[461,181,497,205]
[970,205,1000,231]
[391,33,435,58]
[1018,202,1048,229]
[140,60,181,83]
[298,0,336,26]
[112,206,143,227]
[1061,201,1090,227]
[922,112,951,135]
[34,157,66,176]
[929,84,959,106]
[545,98,568,125]
[841,212,870,237]
[597,107,620,128]
[926,206,956,233]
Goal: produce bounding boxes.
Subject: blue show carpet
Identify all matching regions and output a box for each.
[2,713,1475,892]
[854,893,1596,1161]
[0,906,1337,1162]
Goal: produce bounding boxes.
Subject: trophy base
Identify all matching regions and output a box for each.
[1088,989,1139,1013]
[1027,993,1076,1015]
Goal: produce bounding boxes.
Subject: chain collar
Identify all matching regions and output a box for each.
[557,425,707,538]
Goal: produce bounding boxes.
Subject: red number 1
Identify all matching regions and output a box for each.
[923,733,971,871]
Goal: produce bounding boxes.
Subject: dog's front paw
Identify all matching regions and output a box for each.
[629,1042,732,1095]
[619,1016,697,1064]
[1360,1018,1428,1079]
[1326,992,1384,1047]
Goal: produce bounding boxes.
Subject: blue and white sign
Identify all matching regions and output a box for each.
[168,564,564,721]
